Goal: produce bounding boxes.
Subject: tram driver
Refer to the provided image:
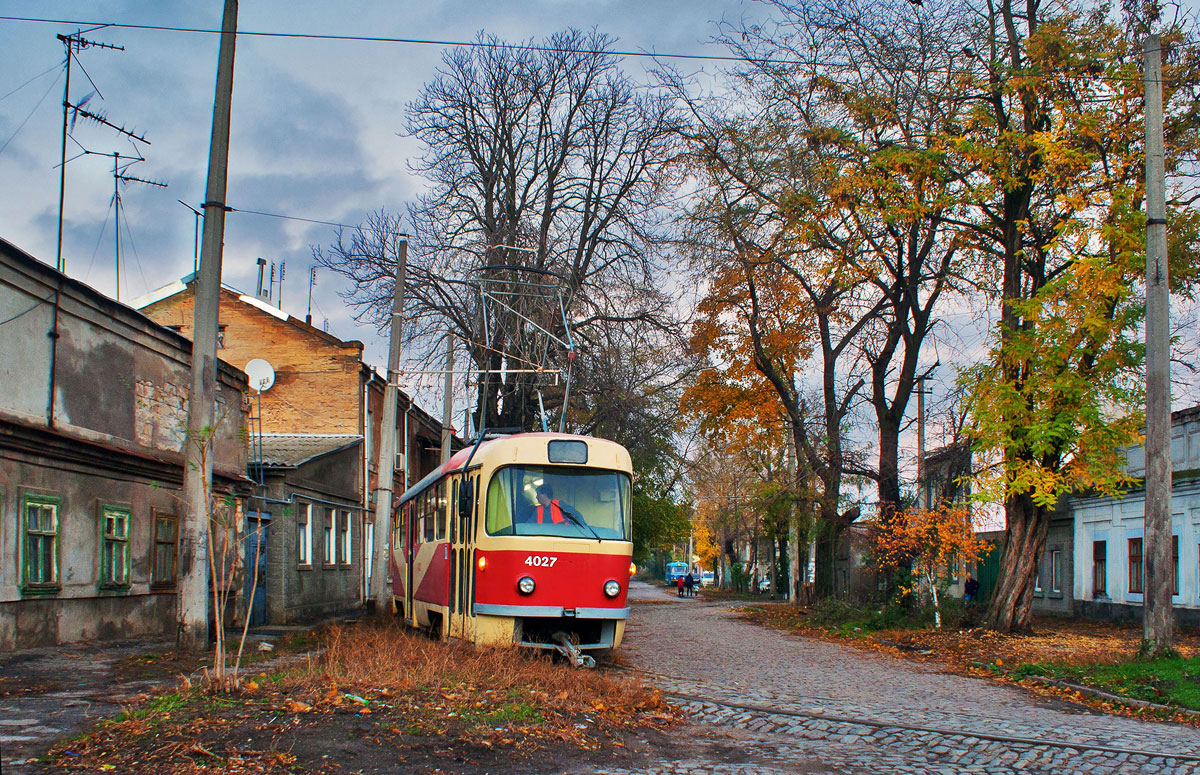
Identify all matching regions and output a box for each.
[532,482,584,526]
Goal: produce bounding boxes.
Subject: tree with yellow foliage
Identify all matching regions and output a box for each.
[870,505,991,629]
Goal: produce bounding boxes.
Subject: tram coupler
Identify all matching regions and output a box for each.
[552,631,596,668]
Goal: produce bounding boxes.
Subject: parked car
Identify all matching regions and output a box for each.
[699,570,715,587]
[758,577,771,593]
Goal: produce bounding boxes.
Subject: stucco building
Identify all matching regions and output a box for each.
[135,274,451,624]
[0,238,248,650]
[1071,406,1200,627]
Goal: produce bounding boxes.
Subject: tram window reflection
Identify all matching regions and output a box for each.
[485,466,630,540]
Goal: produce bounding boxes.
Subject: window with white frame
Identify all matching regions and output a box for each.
[298,503,312,565]
[325,508,336,565]
[101,506,131,587]
[340,511,351,565]
[22,494,60,590]
[1049,549,1061,594]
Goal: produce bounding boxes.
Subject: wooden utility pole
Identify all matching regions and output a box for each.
[441,333,454,464]
[1142,34,1174,656]
[371,239,408,613]
[179,0,238,653]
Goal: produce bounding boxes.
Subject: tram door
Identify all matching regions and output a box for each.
[404,501,417,627]
[448,474,473,639]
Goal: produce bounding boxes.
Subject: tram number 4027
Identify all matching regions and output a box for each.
[524,555,558,567]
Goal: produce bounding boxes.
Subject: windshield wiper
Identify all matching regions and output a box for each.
[561,509,601,540]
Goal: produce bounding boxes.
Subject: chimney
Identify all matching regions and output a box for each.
[255,257,266,297]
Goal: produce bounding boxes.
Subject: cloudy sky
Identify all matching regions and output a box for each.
[0,0,758,370]
[3,1,1197,476]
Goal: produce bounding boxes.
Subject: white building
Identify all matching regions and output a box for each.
[1071,406,1200,626]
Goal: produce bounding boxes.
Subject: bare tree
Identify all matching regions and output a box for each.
[317,30,682,432]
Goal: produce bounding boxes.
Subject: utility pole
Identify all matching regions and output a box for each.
[916,375,927,509]
[371,239,408,613]
[1142,34,1174,657]
[179,0,238,653]
[441,333,455,464]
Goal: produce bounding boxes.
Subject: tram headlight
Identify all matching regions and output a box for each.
[603,580,621,598]
[517,576,536,595]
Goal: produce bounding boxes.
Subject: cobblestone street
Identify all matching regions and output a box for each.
[591,581,1200,775]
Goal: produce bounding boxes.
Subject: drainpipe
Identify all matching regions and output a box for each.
[46,275,64,427]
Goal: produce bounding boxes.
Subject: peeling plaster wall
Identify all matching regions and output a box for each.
[0,239,249,650]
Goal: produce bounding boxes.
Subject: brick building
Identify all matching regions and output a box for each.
[0,238,248,650]
[135,274,449,624]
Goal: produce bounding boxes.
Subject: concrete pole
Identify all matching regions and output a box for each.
[179,0,237,653]
[441,332,454,464]
[916,375,927,509]
[787,435,799,603]
[371,239,407,613]
[1142,34,1174,655]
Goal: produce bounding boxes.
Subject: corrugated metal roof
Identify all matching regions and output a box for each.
[253,433,361,467]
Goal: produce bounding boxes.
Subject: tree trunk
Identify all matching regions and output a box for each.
[984,492,1048,632]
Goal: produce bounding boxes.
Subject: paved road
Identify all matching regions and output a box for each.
[597,581,1200,775]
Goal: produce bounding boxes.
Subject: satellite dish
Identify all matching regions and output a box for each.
[244,358,275,393]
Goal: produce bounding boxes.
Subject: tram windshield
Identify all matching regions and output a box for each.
[485,466,631,540]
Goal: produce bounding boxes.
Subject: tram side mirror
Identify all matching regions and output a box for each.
[458,480,473,521]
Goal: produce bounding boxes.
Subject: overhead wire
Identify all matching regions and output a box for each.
[1,13,1190,85]
[0,58,63,102]
[0,67,62,155]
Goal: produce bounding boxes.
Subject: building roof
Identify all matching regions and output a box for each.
[254,433,362,468]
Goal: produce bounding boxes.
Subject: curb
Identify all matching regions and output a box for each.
[1021,674,1200,719]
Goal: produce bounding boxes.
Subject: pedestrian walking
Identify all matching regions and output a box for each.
[684,571,695,598]
[676,574,685,597]
[964,573,980,605]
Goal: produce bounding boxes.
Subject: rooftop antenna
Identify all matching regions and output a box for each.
[268,261,276,302]
[56,29,124,275]
[178,200,202,274]
[277,260,286,309]
[306,265,317,325]
[111,151,166,301]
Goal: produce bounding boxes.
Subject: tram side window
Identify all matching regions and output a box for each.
[422,490,435,543]
[435,480,447,540]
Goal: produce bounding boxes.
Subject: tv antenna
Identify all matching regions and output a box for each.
[470,248,576,435]
[111,151,166,301]
[55,28,125,274]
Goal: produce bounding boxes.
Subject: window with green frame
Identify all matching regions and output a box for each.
[22,494,60,591]
[101,506,131,588]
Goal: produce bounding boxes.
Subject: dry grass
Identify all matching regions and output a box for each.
[297,620,666,724]
[48,621,674,774]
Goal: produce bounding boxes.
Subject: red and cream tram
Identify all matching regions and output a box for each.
[390,431,634,664]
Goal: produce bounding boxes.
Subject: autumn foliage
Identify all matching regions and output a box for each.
[869,505,991,628]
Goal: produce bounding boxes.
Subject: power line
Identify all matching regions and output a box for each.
[4,14,1191,85]
[0,15,801,65]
